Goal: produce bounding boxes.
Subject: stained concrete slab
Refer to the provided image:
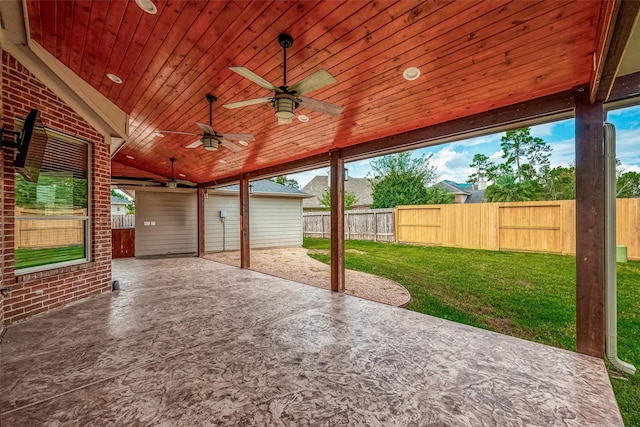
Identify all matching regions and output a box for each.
[0,257,623,426]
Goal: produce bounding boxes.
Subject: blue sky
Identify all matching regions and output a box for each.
[290,104,640,188]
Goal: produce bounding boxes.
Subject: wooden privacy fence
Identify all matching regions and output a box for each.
[112,214,135,229]
[395,199,640,260]
[15,207,86,249]
[303,209,395,242]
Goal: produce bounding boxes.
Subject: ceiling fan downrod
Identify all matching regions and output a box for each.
[206,94,217,128]
[278,33,294,87]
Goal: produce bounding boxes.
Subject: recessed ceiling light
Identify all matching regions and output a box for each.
[403,66,421,81]
[107,73,123,84]
[135,0,157,14]
[178,173,186,178]
[153,132,164,138]
[219,159,227,164]
[238,140,249,146]
[126,155,134,160]
[297,114,310,123]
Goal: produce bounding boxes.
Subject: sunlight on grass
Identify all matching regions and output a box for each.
[15,246,85,270]
[303,238,640,426]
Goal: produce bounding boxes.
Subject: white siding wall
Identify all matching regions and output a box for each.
[135,191,198,257]
[204,194,303,252]
[250,196,302,248]
[204,195,241,252]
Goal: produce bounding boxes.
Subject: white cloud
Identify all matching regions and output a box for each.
[429,146,474,183]
[488,150,503,161]
[530,122,558,137]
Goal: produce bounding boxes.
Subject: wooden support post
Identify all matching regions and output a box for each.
[574,90,605,358]
[197,188,205,257]
[330,150,345,292]
[240,175,250,269]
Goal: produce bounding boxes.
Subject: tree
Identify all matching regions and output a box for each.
[484,175,543,202]
[368,152,438,208]
[467,153,494,184]
[318,189,358,210]
[500,128,551,181]
[424,187,455,204]
[617,171,640,198]
[269,175,300,190]
[539,165,575,200]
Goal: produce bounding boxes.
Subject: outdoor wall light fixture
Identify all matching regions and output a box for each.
[344,168,349,181]
[273,94,297,119]
[249,184,254,194]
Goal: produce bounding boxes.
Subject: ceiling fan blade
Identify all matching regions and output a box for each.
[288,69,337,96]
[229,67,283,93]
[278,117,293,125]
[196,122,215,135]
[298,96,344,117]
[219,139,242,152]
[158,130,200,136]
[185,140,203,149]
[177,179,197,187]
[223,97,272,109]
[219,133,255,141]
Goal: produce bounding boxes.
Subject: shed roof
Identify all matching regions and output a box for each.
[215,179,311,198]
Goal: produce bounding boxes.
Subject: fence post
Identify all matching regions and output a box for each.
[374,212,378,242]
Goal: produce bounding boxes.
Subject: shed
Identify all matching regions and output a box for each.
[131,180,310,257]
[206,180,311,252]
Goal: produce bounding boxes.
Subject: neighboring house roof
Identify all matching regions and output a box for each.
[434,181,470,196]
[301,176,373,209]
[111,196,130,205]
[214,179,311,198]
[433,180,486,203]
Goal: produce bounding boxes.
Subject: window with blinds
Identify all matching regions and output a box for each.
[14,126,90,273]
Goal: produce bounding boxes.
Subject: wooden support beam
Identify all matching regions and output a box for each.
[330,150,345,293]
[591,0,640,102]
[608,71,640,106]
[574,90,605,358]
[197,188,205,257]
[239,175,250,269]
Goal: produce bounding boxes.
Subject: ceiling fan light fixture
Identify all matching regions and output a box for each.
[202,135,219,151]
[274,94,297,120]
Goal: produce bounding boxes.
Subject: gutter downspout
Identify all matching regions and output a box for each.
[604,122,635,375]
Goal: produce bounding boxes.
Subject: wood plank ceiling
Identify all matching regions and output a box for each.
[25,0,604,184]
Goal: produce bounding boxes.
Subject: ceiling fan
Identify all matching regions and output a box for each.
[223,33,344,125]
[165,157,195,188]
[160,94,255,151]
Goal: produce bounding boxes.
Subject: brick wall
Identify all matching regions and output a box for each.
[1,50,112,324]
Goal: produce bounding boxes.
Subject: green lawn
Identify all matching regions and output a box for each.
[14,246,85,270]
[303,238,640,427]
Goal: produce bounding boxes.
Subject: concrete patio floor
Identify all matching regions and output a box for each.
[0,257,623,426]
